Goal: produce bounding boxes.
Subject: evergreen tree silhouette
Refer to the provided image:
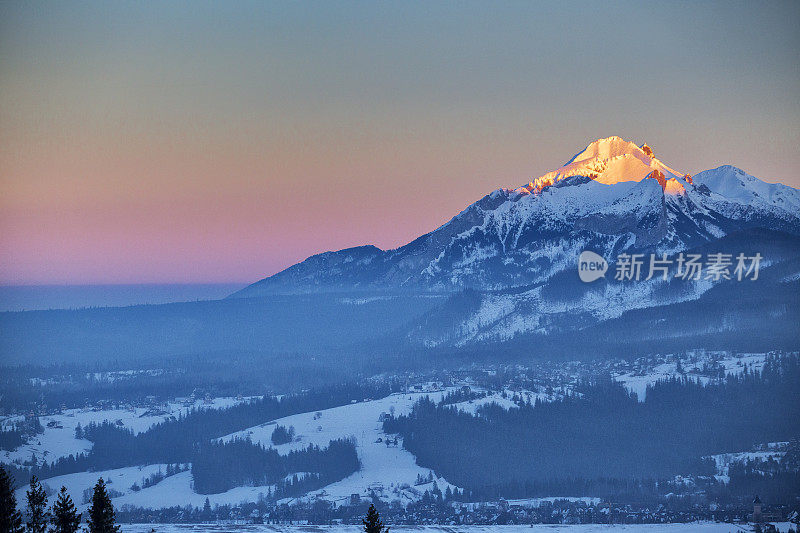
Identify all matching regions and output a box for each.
[50,486,81,533]
[26,475,49,533]
[202,497,212,520]
[0,465,24,533]
[86,479,119,533]
[362,503,388,533]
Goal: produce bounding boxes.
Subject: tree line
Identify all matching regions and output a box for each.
[0,465,120,533]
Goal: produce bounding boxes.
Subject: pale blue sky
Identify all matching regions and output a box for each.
[1,1,798,283]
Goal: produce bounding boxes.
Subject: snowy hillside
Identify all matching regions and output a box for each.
[1,396,250,468]
[8,390,464,511]
[220,390,460,507]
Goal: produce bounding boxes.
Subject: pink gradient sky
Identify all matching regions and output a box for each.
[1,2,799,285]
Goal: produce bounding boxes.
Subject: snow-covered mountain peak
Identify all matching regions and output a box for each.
[515,136,685,195]
[234,137,800,304]
[566,135,646,164]
[692,165,800,215]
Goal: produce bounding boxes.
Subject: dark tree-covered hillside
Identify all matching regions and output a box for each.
[191,437,359,494]
[384,355,800,499]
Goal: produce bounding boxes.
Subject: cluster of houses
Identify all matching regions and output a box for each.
[115,494,798,528]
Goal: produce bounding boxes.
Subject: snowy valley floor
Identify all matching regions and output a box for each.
[119,523,795,533]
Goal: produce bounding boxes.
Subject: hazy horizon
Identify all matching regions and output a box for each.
[0,282,247,312]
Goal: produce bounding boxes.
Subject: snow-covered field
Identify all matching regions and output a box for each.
[2,383,628,511]
[613,352,767,401]
[14,464,171,510]
[117,523,795,533]
[6,385,588,511]
[9,389,468,510]
[1,396,252,467]
[221,389,461,506]
[503,497,601,508]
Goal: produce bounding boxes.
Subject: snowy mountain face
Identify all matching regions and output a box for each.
[232,136,800,346]
[236,136,800,296]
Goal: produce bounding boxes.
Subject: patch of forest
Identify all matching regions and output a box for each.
[191,437,359,494]
[0,417,42,451]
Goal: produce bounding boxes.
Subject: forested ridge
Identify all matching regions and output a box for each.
[384,354,800,499]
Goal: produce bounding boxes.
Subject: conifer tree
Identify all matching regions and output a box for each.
[362,504,388,533]
[26,475,49,533]
[50,486,81,533]
[0,465,24,533]
[86,479,119,533]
